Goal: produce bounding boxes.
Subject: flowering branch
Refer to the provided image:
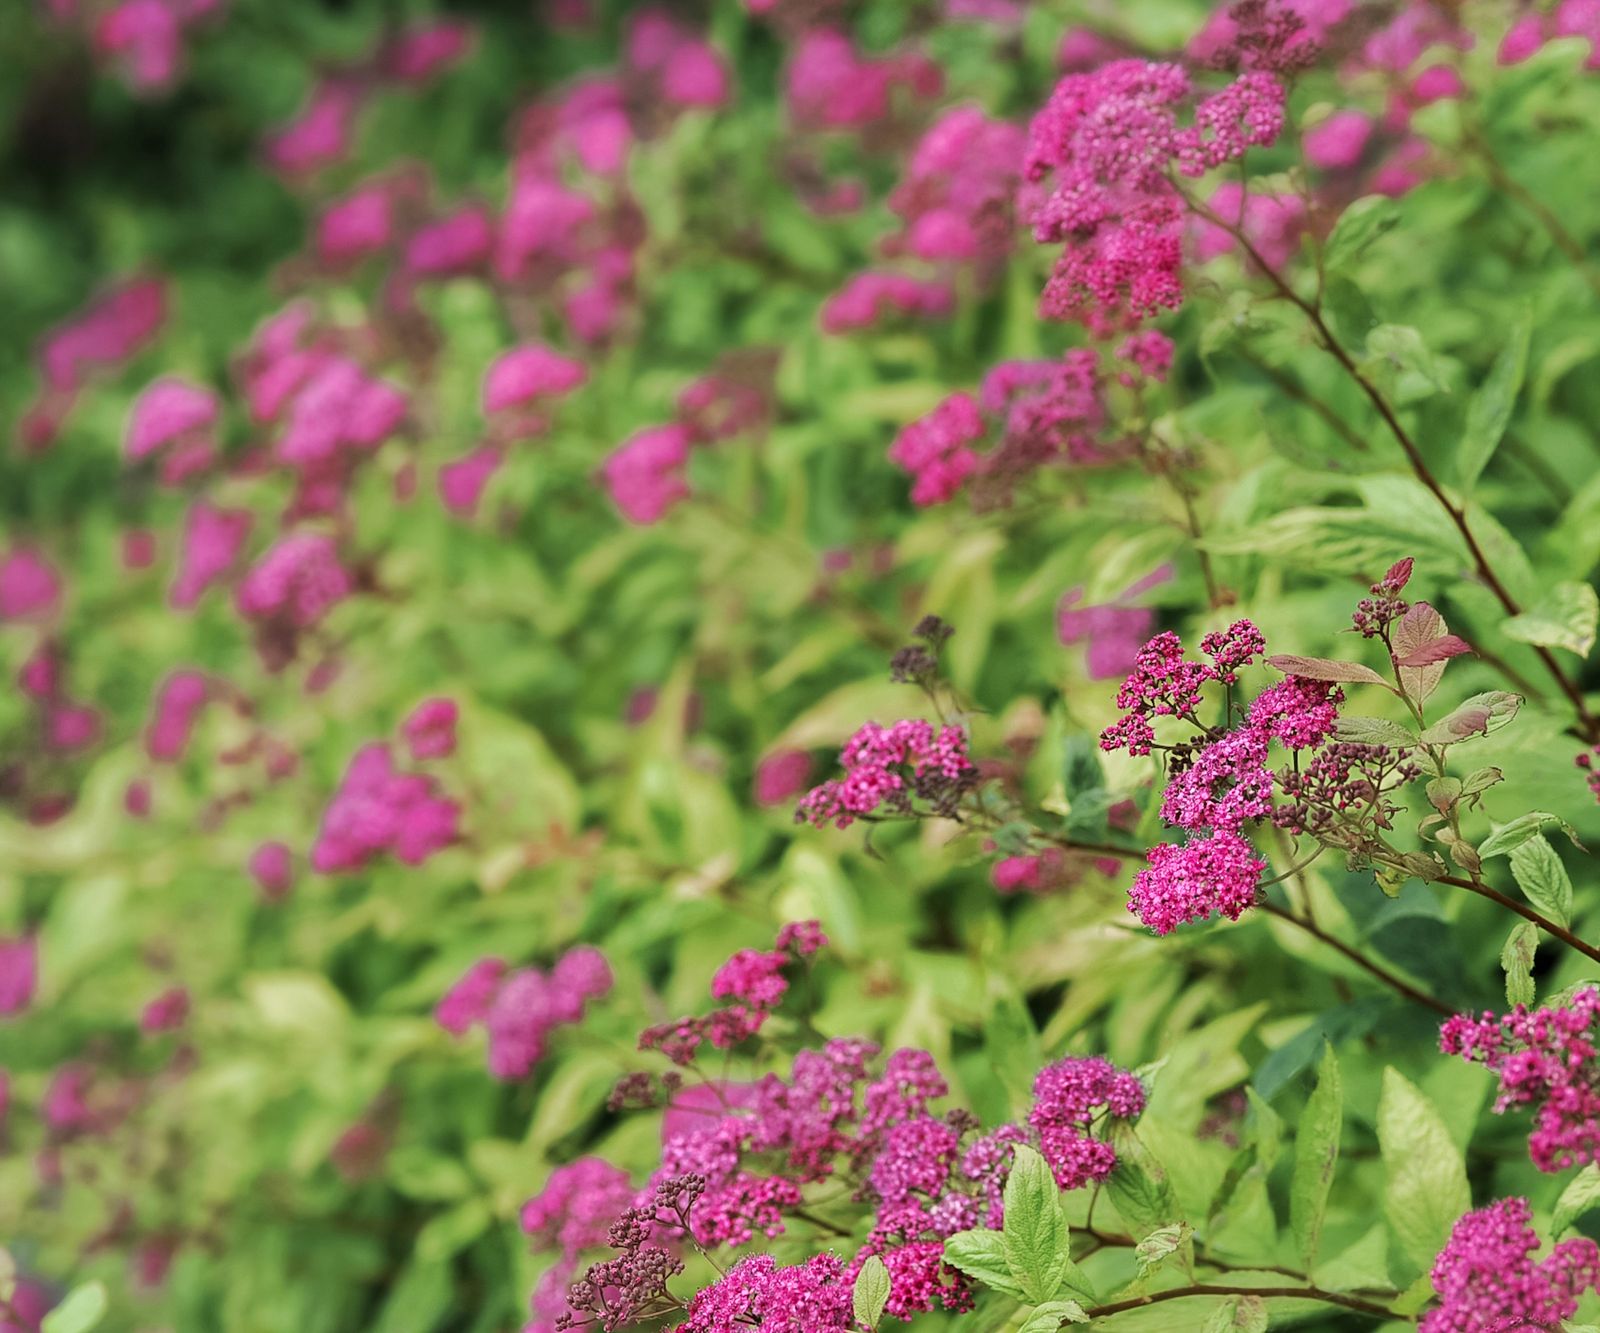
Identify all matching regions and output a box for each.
[1182,188,1600,744]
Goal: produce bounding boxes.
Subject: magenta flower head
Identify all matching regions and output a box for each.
[1422,1197,1600,1332]
[753,750,813,807]
[796,719,978,829]
[602,422,694,524]
[140,985,189,1034]
[1028,1055,1145,1189]
[401,697,459,761]
[678,1253,854,1332]
[0,549,63,622]
[1441,987,1600,1171]
[248,841,295,901]
[125,376,219,482]
[170,501,252,610]
[0,935,39,1017]
[435,957,507,1036]
[145,670,208,762]
[1129,831,1266,935]
[437,445,503,518]
[316,184,395,267]
[482,343,588,417]
[235,531,355,631]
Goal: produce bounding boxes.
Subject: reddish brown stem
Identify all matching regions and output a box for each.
[1258,901,1453,1016]
[1080,1283,1403,1322]
[1434,871,1600,966]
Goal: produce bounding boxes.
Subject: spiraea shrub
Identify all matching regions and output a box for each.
[4,0,1600,1329]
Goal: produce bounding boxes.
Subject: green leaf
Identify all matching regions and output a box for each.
[0,1247,14,1305]
[1017,1300,1090,1330]
[1508,834,1573,929]
[1333,715,1417,746]
[1105,1124,1183,1236]
[1378,1068,1471,1271]
[1553,1164,1600,1235]
[1457,308,1532,490]
[40,1282,109,1333]
[1002,1144,1074,1304]
[1503,581,1600,658]
[1366,324,1449,395]
[1501,921,1539,1007]
[1291,1043,1343,1268]
[1415,691,1522,745]
[943,1229,1027,1301]
[852,1255,890,1331]
[1265,654,1389,686]
[1136,1222,1192,1277]
[1202,1295,1269,1332]
[1324,195,1402,271]
[1480,811,1586,858]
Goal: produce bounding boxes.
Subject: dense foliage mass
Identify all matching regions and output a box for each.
[4,0,1600,1329]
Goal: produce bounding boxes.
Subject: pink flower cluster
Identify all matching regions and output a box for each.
[1193,180,1308,270]
[640,922,826,1063]
[23,276,166,453]
[309,741,460,873]
[234,532,355,661]
[1107,621,1346,934]
[1440,987,1600,1171]
[602,423,694,524]
[820,271,953,334]
[436,947,611,1082]
[145,671,208,762]
[891,341,1168,508]
[886,106,1026,268]
[1021,60,1285,332]
[520,1156,639,1330]
[170,501,252,610]
[677,1254,853,1333]
[1422,1197,1600,1332]
[785,29,941,131]
[0,935,39,1017]
[87,0,221,94]
[1028,1056,1146,1189]
[1501,1,1600,71]
[401,697,458,761]
[124,377,221,486]
[1129,832,1268,936]
[625,8,731,111]
[1057,565,1173,680]
[795,719,977,829]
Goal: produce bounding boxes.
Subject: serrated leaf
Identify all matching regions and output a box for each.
[1480,812,1586,858]
[1333,715,1417,746]
[943,1229,1028,1300]
[1366,325,1449,395]
[1461,767,1504,796]
[1457,309,1532,490]
[1554,1165,1600,1235]
[1136,1222,1192,1277]
[1378,1068,1471,1271]
[40,1283,108,1333]
[1509,835,1573,929]
[853,1255,890,1330]
[1018,1300,1090,1330]
[1501,921,1538,1007]
[1394,635,1472,668]
[1324,195,1402,271]
[1393,602,1452,704]
[1265,654,1389,685]
[1503,581,1600,658]
[1106,1125,1182,1236]
[1416,691,1522,745]
[1202,1295,1269,1332]
[1291,1043,1342,1268]
[1002,1143,1072,1303]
